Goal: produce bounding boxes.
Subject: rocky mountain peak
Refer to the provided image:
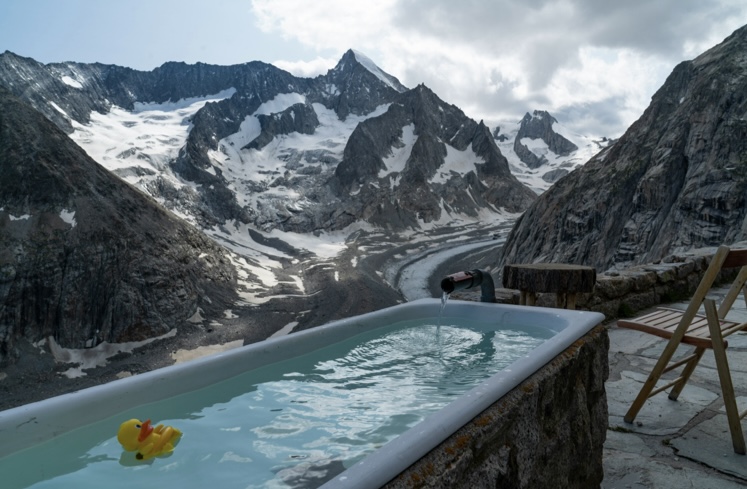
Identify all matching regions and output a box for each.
[329,82,535,228]
[331,49,407,93]
[513,109,579,169]
[321,49,407,121]
[501,24,747,271]
[0,48,540,239]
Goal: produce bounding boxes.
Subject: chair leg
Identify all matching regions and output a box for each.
[705,299,746,454]
[624,342,680,423]
[668,347,706,401]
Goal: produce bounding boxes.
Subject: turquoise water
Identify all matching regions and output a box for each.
[2,318,553,489]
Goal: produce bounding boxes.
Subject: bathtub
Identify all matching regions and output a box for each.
[0,299,604,488]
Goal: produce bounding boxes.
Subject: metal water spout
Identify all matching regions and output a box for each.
[440,269,496,303]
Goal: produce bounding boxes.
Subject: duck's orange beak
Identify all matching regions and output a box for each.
[138,419,153,442]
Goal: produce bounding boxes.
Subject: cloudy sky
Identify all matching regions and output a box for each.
[1,0,745,137]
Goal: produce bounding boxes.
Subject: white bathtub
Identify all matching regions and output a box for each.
[0,299,604,488]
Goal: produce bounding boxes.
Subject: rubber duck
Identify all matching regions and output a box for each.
[117,418,182,460]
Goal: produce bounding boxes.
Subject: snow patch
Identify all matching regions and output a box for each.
[49,101,68,116]
[9,214,31,221]
[48,329,177,378]
[61,75,82,89]
[378,124,416,179]
[60,209,76,227]
[171,339,244,364]
[133,88,236,112]
[520,137,550,158]
[254,92,306,116]
[430,143,484,184]
[70,88,236,190]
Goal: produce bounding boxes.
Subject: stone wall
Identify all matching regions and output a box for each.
[544,247,739,320]
[457,245,741,322]
[383,325,609,489]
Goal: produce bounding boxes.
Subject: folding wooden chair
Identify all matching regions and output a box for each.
[617,245,747,454]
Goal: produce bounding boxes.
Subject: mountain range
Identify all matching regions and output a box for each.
[5,20,746,385]
[1,48,578,370]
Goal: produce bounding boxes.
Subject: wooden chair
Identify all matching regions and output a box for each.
[617,245,747,454]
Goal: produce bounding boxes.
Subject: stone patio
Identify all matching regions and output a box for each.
[603,286,747,487]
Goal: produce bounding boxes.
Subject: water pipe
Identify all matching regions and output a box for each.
[440,269,496,303]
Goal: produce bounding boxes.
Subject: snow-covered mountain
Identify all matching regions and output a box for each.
[491,110,613,194]
[0,49,536,237]
[0,49,611,310]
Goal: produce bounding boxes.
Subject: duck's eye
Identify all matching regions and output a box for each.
[135,424,141,428]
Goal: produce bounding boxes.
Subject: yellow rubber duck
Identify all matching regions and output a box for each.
[117,418,182,460]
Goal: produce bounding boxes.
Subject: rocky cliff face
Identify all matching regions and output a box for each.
[0,87,237,366]
[501,25,747,271]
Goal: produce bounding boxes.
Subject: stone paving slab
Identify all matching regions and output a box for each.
[671,412,747,480]
[607,370,718,436]
[603,430,746,488]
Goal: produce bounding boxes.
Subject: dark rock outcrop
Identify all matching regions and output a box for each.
[541,168,569,183]
[244,103,320,150]
[502,24,747,271]
[0,87,237,366]
[320,49,407,120]
[513,110,578,169]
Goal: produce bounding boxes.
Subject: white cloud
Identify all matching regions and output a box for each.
[252,0,398,50]
[4,0,742,139]
[250,0,747,138]
[272,56,338,78]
